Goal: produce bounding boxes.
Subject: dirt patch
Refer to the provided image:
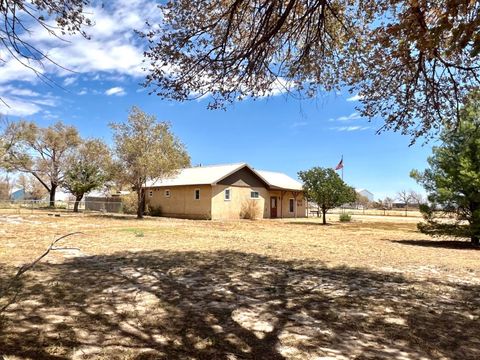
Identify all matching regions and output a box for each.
[1,214,479,359]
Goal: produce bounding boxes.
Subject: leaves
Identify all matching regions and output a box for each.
[141,0,480,141]
[298,167,356,222]
[411,91,480,242]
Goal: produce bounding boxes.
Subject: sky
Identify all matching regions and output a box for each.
[0,0,434,201]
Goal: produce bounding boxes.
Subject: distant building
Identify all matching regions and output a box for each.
[356,188,374,202]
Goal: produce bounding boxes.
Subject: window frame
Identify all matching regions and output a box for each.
[194,188,200,200]
[224,188,231,201]
[289,198,295,213]
[148,190,153,198]
[164,189,171,198]
[250,191,260,199]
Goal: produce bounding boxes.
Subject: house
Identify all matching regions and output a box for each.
[144,163,305,220]
[356,188,374,202]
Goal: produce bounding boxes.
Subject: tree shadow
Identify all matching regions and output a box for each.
[1,250,479,359]
[391,239,480,250]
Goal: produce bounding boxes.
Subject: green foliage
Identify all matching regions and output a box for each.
[411,92,480,244]
[298,167,356,224]
[339,213,352,222]
[110,106,190,218]
[63,139,112,212]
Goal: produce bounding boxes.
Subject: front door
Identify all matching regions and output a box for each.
[270,196,278,218]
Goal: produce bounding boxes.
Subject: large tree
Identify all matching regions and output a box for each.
[63,139,112,212]
[0,0,91,94]
[141,0,480,141]
[298,167,356,224]
[1,120,80,206]
[110,106,190,219]
[411,93,480,245]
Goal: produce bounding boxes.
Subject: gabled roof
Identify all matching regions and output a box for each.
[145,163,303,191]
[145,163,249,187]
[255,170,303,191]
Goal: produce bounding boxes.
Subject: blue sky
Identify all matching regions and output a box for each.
[0,0,433,200]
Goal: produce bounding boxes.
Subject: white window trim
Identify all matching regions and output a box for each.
[224,188,231,201]
[289,198,295,213]
[148,190,153,198]
[194,188,200,200]
[164,189,171,198]
[250,191,260,199]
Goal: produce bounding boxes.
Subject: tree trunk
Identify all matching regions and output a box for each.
[322,208,327,225]
[49,184,57,207]
[137,188,144,219]
[472,235,479,246]
[73,194,84,213]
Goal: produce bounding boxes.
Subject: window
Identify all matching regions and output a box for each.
[224,188,231,201]
[250,191,259,199]
[289,198,294,213]
[194,189,200,200]
[148,190,153,198]
[164,189,171,198]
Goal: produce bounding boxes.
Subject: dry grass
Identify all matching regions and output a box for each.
[1,213,479,359]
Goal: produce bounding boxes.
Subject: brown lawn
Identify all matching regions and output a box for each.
[0,213,479,359]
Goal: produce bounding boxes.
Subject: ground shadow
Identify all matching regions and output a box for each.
[1,250,479,359]
[391,239,480,250]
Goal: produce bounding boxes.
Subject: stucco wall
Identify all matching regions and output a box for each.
[146,185,212,219]
[268,190,306,218]
[211,185,269,220]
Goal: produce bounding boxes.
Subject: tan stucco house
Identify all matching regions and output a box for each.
[144,163,305,220]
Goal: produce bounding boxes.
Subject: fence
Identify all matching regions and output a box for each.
[0,199,125,215]
[307,207,423,218]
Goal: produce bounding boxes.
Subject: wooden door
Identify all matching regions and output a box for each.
[270,197,278,218]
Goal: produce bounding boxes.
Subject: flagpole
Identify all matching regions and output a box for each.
[341,155,344,181]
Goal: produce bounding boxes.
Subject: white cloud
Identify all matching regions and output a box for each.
[330,126,371,132]
[347,94,363,102]
[329,112,362,122]
[0,97,42,117]
[0,86,57,116]
[105,86,126,96]
[78,89,88,95]
[63,77,77,86]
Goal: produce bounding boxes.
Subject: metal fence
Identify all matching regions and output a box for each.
[307,207,423,218]
[0,199,124,215]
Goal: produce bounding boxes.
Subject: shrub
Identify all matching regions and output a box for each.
[146,205,162,217]
[339,213,352,222]
[240,199,261,220]
[121,193,138,215]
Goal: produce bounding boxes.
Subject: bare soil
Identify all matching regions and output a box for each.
[1,213,479,359]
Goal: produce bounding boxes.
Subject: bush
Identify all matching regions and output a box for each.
[121,193,138,215]
[240,199,261,220]
[339,213,352,222]
[146,205,162,217]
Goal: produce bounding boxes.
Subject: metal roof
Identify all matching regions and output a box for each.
[145,163,303,191]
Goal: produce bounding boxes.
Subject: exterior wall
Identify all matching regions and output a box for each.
[146,185,212,219]
[211,184,269,220]
[268,190,306,218]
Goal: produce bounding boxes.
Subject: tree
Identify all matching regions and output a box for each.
[411,93,480,245]
[141,0,480,141]
[16,174,47,200]
[63,139,112,212]
[298,167,356,224]
[355,193,371,210]
[110,106,190,219]
[1,120,80,206]
[0,0,90,96]
[408,191,425,207]
[396,190,411,217]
